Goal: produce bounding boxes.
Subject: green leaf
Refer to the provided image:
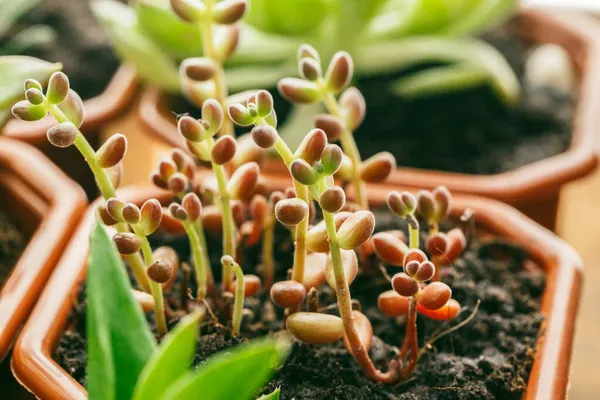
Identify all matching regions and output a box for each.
[443,0,517,36]
[135,0,204,60]
[0,25,56,55]
[257,387,280,400]
[231,25,300,65]
[91,0,180,92]
[133,309,204,400]
[0,0,42,37]
[87,223,156,400]
[246,0,329,37]
[225,64,293,92]
[162,338,289,400]
[0,56,61,109]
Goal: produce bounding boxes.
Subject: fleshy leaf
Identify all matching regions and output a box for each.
[162,338,289,400]
[0,56,61,110]
[245,0,328,37]
[87,223,156,400]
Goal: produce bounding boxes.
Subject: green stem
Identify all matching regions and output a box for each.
[184,221,208,300]
[322,92,367,209]
[261,212,276,290]
[47,104,151,292]
[231,261,244,336]
[194,219,214,292]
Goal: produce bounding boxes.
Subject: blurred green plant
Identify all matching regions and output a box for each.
[0,0,56,56]
[87,221,289,400]
[92,0,519,103]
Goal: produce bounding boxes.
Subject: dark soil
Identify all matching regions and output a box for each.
[55,208,544,399]
[6,0,120,100]
[0,209,27,288]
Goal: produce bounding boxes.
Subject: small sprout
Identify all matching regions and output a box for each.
[24,79,43,91]
[139,199,163,235]
[320,144,343,176]
[202,99,224,134]
[12,100,47,122]
[97,205,118,226]
[295,128,327,164]
[230,274,262,297]
[275,198,308,227]
[418,282,452,310]
[339,87,366,131]
[433,186,451,222]
[306,212,351,253]
[270,280,307,308]
[251,125,278,149]
[325,51,353,93]
[286,312,345,344]
[212,0,247,24]
[378,290,410,317]
[387,191,416,218]
[372,232,409,266]
[46,71,69,104]
[444,228,467,263]
[227,161,259,201]
[336,210,375,250]
[315,114,344,141]
[153,246,179,289]
[46,121,77,148]
[391,272,419,297]
[159,158,177,178]
[297,44,320,64]
[403,249,428,266]
[113,232,142,255]
[411,260,435,282]
[325,249,358,288]
[122,203,141,225]
[182,192,202,221]
[178,115,206,142]
[169,0,205,22]
[299,58,322,81]
[417,298,460,320]
[343,310,373,355]
[228,103,254,126]
[147,259,174,284]
[319,186,346,213]
[290,159,319,186]
[426,233,448,256]
[168,172,189,193]
[181,57,216,81]
[25,88,44,105]
[211,135,237,165]
[277,78,321,104]
[302,252,327,289]
[360,152,396,183]
[417,186,451,223]
[106,198,126,222]
[254,90,274,118]
[96,134,127,168]
[169,203,189,221]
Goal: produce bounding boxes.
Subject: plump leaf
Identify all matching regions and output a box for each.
[135,0,204,59]
[87,223,156,400]
[245,0,328,37]
[91,0,180,92]
[443,0,517,36]
[133,309,204,400]
[231,25,299,65]
[0,56,61,109]
[257,387,281,400]
[162,338,289,400]
[391,63,488,97]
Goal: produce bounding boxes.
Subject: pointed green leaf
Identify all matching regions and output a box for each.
[133,309,204,400]
[0,56,61,109]
[443,0,517,36]
[162,338,289,400]
[87,223,156,400]
[257,388,280,400]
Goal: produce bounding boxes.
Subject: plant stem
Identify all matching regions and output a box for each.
[322,92,367,209]
[194,219,214,293]
[261,211,276,290]
[401,296,419,377]
[134,227,167,336]
[205,136,237,290]
[47,104,151,292]
[183,221,208,300]
[231,261,244,336]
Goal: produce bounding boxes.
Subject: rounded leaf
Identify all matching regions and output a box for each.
[418,282,452,310]
[315,114,343,141]
[230,274,261,297]
[12,100,47,122]
[295,128,327,164]
[113,232,142,254]
[325,51,353,93]
[387,190,416,217]
[391,272,419,297]
[302,252,327,289]
[148,259,173,284]
[417,298,460,320]
[96,133,127,168]
[319,186,345,213]
[360,152,396,183]
[140,199,163,235]
[337,210,375,250]
[255,90,273,118]
[378,290,410,317]
[275,198,308,226]
[297,44,320,64]
[46,121,77,148]
[277,78,321,104]
[213,0,247,24]
[306,212,351,253]
[122,203,141,225]
[228,103,254,126]
[270,280,307,308]
[178,115,205,142]
[46,71,70,104]
[58,89,84,128]
[325,249,358,289]
[372,232,408,266]
[320,144,343,176]
[339,87,365,131]
[227,161,259,201]
[286,312,344,344]
[251,125,277,149]
[182,192,202,221]
[299,57,322,81]
[290,159,318,186]
[25,88,44,105]
[181,57,216,81]
[211,135,237,165]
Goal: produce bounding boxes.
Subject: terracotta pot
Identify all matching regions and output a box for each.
[2,65,139,198]
[135,9,599,231]
[11,179,582,399]
[0,138,86,362]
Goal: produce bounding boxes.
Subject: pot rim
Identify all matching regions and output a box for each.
[10,181,582,400]
[2,65,139,143]
[0,138,86,361]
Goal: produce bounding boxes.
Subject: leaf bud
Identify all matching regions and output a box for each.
[122,203,141,225]
[46,121,77,148]
[297,44,320,64]
[277,78,321,104]
[96,133,127,168]
[314,114,343,141]
[168,172,189,193]
[286,312,344,344]
[228,103,255,126]
[181,57,216,82]
[325,249,358,288]
[360,152,396,183]
[270,280,307,308]
[372,231,409,266]
[418,282,452,310]
[416,190,435,220]
[275,198,308,226]
[113,232,142,255]
[46,71,70,104]
[178,115,206,142]
[97,205,118,226]
[295,128,327,164]
[211,135,237,165]
[147,259,173,284]
[203,99,224,135]
[413,260,435,282]
[302,252,327,290]
[57,89,84,128]
[433,186,452,222]
[319,186,345,213]
[183,192,203,221]
[290,159,319,186]
[24,79,43,91]
[254,89,273,118]
[320,144,343,176]
[426,233,448,256]
[299,57,322,81]
[139,199,163,235]
[336,210,375,250]
[25,88,44,105]
[251,124,277,149]
[403,249,428,267]
[339,87,365,131]
[169,0,205,22]
[106,198,126,222]
[213,0,247,24]
[227,162,259,201]
[325,51,353,93]
[12,100,47,122]
[391,272,419,297]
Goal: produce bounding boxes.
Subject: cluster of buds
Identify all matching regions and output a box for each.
[151,148,196,196]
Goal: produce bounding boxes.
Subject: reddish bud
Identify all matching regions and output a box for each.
[251,124,277,149]
[168,172,189,193]
[433,186,452,222]
[419,282,452,310]
[227,162,259,201]
[343,310,373,355]
[178,116,206,142]
[153,246,179,289]
[315,114,343,141]
[158,158,177,179]
[96,133,127,168]
[230,274,261,297]
[387,190,416,217]
[339,87,365,131]
[392,272,419,297]
[297,44,320,64]
[290,159,319,186]
[147,259,173,284]
[268,190,285,206]
[140,199,163,235]
[418,298,460,320]
[299,57,322,81]
[372,232,409,266]
[295,128,327,164]
[416,190,435,221]
[325,249,358,288]
[426,233,448,256]
[232,200,247,227]
[46,121,77,148]
[106,198,125,222]
[378,290,410,317]
[170,203,188,221]
[275,198,308,226]
[302,252,327,289]
[286,312,344,344]
[211,135,237,165]
[277,78,321,104]
[202,99,224,135]
[325,51,353,93]
[151,172,168,189]
[360,152,395,183]
[46,71,69,104]
[113,232,142,254]
[319,186,346,213]
[97,205,118,226]
[337,210,375,250]
[320,144,343,176]
[170,0,205,22]
[12,100,47,122]
[403,249,428,267]
[413,260,435,282]
[228,103,254,126]
[306,212,351,253]
[255,90,273,118]
[270,280,307,308]
[249,195,267,226]
[182,57,216,81]
[182,192,202,221]
[122,203,141,225]
[213,0,246,24]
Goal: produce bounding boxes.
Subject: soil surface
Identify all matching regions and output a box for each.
[0,209,27,288]
[55,209,544,399]
[7,0,120,100]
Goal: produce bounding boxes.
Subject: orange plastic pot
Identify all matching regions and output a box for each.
[11,180,582,399]
[0,139,86,362]
[2,65,139,198]
[136,9,599,231]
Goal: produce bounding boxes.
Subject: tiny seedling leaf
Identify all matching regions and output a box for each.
[87,223,156,400]
[133,309,204,400]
